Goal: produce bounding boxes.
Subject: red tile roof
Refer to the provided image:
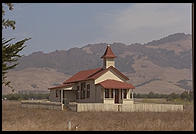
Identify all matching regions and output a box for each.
[49,45,131,89]
[48,83,72,90]
[96,79,135,89]
[101,45,116,58]
[63,68,102,84]
[63,66,129,84]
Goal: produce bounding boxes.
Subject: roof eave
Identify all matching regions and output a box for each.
[96,83,135,89]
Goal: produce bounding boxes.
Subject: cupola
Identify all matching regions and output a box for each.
[101,44,116,69]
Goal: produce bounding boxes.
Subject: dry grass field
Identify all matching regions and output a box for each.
[2,100,194,131]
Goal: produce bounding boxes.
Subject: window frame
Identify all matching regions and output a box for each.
[81,82,86,99]
[87,84,90,98]
[80,85,83,99]
[56,90,58,98]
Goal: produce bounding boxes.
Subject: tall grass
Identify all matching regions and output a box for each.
[2,101,193,131]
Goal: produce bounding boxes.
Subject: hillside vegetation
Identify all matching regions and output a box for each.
[2,33,192,94]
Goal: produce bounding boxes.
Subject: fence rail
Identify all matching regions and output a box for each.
[21,100,62,110]
[69,103,183,112]
[20,101,183,112]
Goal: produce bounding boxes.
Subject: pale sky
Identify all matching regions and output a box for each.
[2,3,192,56]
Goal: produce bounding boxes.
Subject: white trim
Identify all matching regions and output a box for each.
[94,68,127,84]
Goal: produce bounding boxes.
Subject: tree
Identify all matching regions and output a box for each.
[148,91,154,98]
[180,91,192,102]
[2,3,30,91]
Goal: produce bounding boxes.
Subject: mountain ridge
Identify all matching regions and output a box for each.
[3,32,192,94]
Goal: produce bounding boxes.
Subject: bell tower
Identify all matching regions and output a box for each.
[101,44,116,69]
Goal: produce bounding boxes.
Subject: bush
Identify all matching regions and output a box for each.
[180,91,193,102]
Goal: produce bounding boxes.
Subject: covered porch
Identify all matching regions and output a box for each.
[48,83,75,105]
[103,88,134,104]
[97,79,135,104]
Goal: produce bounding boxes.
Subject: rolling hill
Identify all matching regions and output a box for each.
[2,33,193,94]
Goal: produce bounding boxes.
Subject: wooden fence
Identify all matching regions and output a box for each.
[21,100,62,110]
[68,103,183,112]
[21,101,183,112]
[121,103,183,112]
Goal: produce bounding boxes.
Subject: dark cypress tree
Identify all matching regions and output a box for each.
[2,3,30,91]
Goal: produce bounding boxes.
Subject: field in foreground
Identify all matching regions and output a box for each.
[2,100,194,131]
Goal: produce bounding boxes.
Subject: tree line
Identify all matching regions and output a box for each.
[134,91,193,102]
[2,93,49,100]
[2,91,193,102]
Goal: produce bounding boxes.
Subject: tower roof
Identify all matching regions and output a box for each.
[101,45,116,58]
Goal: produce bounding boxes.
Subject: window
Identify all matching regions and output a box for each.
[105,89,109,98]
[81,82,86,88]
[123,89,127,99]
[56,90,58,97]
[87,84,90,98]
[81,82,85,99]
[111,89,113,98]
[83,90,85,99]
[87,84,90,89]
[80,86,83,99]
[76,86,79,99]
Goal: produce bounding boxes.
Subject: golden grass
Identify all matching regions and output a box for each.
[2,100,194,131]
[135,98,193,105]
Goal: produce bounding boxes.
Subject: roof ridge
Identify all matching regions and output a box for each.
[87,68,104,78]
[107,66,129,80]
[63,67,103,84]
[79,67,102,72]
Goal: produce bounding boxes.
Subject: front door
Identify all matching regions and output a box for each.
[115,89,119,103]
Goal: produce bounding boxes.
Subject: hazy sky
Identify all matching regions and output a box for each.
[2,3,192,56]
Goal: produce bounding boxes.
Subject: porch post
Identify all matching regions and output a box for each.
[131,89,134,100]
[103,88,105,99]
[61,89,63,110]
[61,89,63,104]
[126,89,128,99]
[113,89,115,103]
[122,89,124,99]
[127,89,130,99]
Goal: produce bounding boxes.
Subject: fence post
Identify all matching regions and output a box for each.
[68,121,71,130]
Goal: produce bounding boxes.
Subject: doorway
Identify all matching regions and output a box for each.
[114,89,119,103]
